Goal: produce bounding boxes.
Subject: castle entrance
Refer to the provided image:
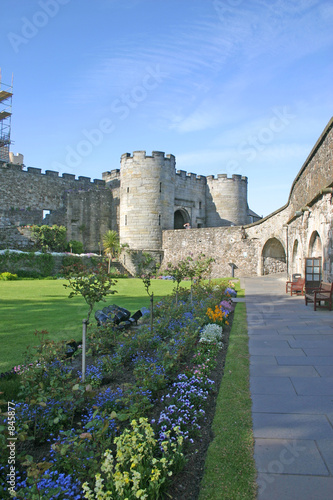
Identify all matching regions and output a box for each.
[261,237,287,275]
[174,209,190,229]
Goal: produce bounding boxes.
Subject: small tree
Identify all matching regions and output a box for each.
[166,254,215,306]
[165,261,187,306]
[102,230,120,273]
[193,253,215,283]
[64,263,117,323]
[64,263,117,382]
[134,251,159,332]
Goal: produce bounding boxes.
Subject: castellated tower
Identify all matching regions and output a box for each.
[205,174,248,227]
[119,151,176,253]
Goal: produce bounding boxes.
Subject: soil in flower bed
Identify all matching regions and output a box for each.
[166,323,230,499]
[10,314,232,499]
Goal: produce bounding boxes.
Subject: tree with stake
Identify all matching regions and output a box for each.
[165,261,186,306]
[64,263,117,381]
[136,252,159,333]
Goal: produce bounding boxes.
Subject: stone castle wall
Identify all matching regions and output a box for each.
[287,119,333,217]
[2,117,331,278]
[206,174,248,227]
[162,117,333,281]
[0,163,112,251]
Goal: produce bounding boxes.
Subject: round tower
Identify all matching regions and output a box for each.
[205,174,248,227]
[119,151,175,252]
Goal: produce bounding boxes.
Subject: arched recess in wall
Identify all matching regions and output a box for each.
[261,237,287,275]
[291,239,301,275]
[308,230,322,258]
[174,209,190,229]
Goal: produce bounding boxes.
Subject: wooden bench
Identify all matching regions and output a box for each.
[286,277,305,296]
[305,282,333,311]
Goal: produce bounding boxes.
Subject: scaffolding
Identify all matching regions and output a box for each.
[0,74,13,163]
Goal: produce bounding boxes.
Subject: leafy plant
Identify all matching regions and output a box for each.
[64,263,117,323]
[82,418,184,500]
[31,225,67,252]
[102,230,120,273]
[0,272,18,280]
[66,240,84,254]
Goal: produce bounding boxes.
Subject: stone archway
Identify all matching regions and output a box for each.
[174,209,190,229]
[308,230,322,258]
[262,237,287,275]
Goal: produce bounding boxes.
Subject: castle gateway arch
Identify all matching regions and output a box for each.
[174,208,191,229]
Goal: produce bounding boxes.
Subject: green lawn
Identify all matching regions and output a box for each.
[0,278,186,373]
[199,301,257,499]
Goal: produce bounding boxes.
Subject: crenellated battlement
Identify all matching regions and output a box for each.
[176,170,206,183]
[102,169,120,182]
[206,173,248,182]
[1,162,105,186]
[121,150,176,162]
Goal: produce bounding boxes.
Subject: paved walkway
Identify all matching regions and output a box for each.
[242,276,333,500]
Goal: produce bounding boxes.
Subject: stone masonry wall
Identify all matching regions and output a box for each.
[0,164,111,252]
[287,118,333,216]
[162,118,333,279]
[163,226,260,278]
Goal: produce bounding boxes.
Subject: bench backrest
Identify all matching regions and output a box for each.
[320,282,333,293]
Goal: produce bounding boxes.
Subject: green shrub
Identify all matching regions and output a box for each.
[16,269,41,279]
[0,251,55,277]
[31,224,67,252]
[0,272,18,280]
[66,240,84,254]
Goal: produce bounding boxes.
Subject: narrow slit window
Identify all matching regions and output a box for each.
[125,215,127,226]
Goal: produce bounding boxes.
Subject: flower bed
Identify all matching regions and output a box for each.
[0,280,236,499]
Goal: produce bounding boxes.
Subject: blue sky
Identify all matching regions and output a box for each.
[1,0,332,217]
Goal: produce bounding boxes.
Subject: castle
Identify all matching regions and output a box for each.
[0,150,260,261]
[1,115,332,281]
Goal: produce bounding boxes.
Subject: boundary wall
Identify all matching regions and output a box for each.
[163,118,333,281]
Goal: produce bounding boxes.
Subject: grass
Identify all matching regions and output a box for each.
[198,300,257,500]
[0,278,189,373]
[0,276,256,497]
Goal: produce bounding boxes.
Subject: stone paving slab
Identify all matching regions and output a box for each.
[303,347,333,356]
[276,355,333,366]
[254,438,329,475]
[250,376,296,395]
[315,365,333,377]
[249,335,295,342]
[291,377,333,396]
[256,474,333,500]
[316,439,333,474]
[251,394,333,414]
[250,339,295,349]
[288,334,333,341]
[250,355,278,365]
[250,364,319,377]
[288,339,333,349]
[249,346,304,356]
[278,327,333,335]
[252,413,333,440]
